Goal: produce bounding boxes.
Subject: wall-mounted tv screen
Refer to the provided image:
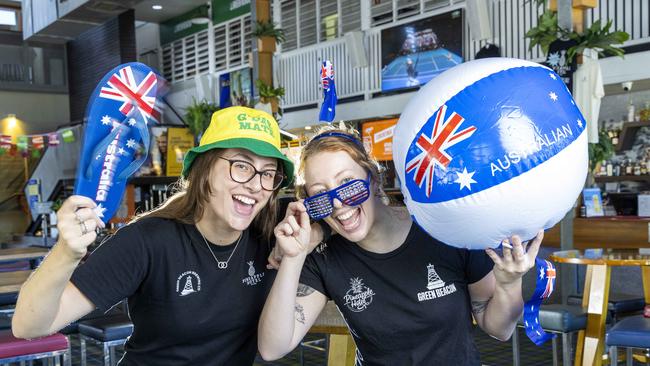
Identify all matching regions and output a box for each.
[381,9,464,92]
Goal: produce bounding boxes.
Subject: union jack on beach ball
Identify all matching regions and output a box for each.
[393,58,587,249]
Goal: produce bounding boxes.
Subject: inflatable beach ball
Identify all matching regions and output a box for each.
[393,58,587,249]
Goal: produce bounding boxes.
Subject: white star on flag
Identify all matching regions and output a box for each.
[549,92,558,101]
[118,147,127,155]
[126,139,137,149]
[95,154,102,160]
[101,115,111,125]
[539,267,545,279]
[577,119,583,128]
[128,118,137,126]
[549,73,557,80]
[94,204,107,218]
[454,168,477,191]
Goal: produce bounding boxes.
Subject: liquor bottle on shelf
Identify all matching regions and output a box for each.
[627,102,635,122]
[607,123,619,146]
[641,161,648,175]
[599,160,607,176]
[606,161,613,176]
[640,102,650,121]
[634,161,641,176]
[614,162,621,176]
[625,160,633,175]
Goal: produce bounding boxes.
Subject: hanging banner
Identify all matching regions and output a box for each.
[48,132,60,146]
[362,119,398,161]
[212,0,250,24]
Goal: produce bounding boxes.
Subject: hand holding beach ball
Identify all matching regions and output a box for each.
[393,58,587,249]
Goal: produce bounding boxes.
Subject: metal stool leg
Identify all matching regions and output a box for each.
[80,337,87,366]
[562,333,572,366]
[64,343,71,366]
[552,336,559,366]
[610,346,618,366]
[110,345,116,366]
[626,348,633,366]
[512,327,520,366]
[103,342,110,366]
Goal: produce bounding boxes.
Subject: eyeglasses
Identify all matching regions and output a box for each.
[219,157,285,191]
[304,176,370,220]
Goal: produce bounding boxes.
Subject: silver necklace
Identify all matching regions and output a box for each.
[198,229,243,269]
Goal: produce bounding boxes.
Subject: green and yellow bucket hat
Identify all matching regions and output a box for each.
[182,106,294,187]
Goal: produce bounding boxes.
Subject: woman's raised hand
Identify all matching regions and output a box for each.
[273,201,311,259]
[485,230,544,287]
[56,195,105,260]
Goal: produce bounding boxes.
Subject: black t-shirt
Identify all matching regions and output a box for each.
[300,223,494,366]
[71,217,274,365]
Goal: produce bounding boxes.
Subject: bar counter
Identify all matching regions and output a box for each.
[544,216,650,248]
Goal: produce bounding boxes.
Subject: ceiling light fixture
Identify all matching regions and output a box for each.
[6,114,16,128]
[152,5,162,10]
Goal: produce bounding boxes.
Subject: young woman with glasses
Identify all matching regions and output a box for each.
[258,127,544,365]
[13,107,319,365]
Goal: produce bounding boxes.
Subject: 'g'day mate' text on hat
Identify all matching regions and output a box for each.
[182,106,294,187]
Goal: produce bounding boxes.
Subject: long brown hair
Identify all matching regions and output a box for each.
[297,125,389,204]
[134,148,279,242]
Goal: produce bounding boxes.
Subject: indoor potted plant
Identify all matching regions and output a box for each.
[526,9,628,61]
[588,128,615,184]
[184,98,219,143]
[252,20,286,53]
[256,79,285,114]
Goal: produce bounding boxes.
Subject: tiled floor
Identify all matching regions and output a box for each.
[69,327,556,366]
[61,327,648,365]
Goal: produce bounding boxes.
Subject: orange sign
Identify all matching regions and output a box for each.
[361,119,398,161]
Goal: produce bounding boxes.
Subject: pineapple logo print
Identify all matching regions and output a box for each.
[176,271,201,297]
[426,264,445,290]
[247,261,255,277]
[242,259,265,286]
[343,277,376,312]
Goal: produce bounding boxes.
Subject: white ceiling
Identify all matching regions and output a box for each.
[133,0,209,23]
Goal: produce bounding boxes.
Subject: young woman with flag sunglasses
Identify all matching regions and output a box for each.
[258,126,544,365]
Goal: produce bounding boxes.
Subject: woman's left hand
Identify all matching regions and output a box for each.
[485,230,544,287]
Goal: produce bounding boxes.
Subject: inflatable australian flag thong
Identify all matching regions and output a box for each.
[524,259,557,345]
[74,63,163,222]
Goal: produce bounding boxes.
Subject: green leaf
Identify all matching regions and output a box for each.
[256,79,285,99]
[252,20,286,44]
[184,98,219,138]
[525,11,559,55]
[588,129,615,172]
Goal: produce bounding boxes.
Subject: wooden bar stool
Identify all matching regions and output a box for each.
[308,301,355,366]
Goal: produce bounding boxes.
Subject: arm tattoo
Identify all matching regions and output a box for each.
[471,297,492,315]
[297,283,316,297]
[294,303,306,324]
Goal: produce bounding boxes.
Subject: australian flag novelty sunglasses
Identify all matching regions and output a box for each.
[303,131,371,220]
[304,175,371,220]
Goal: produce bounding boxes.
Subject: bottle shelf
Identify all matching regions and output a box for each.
[615,120,650,152]
[594,175,650,182]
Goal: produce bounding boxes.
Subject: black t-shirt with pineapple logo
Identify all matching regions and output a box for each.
[71,217,274,365]
[300,223,494,366]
